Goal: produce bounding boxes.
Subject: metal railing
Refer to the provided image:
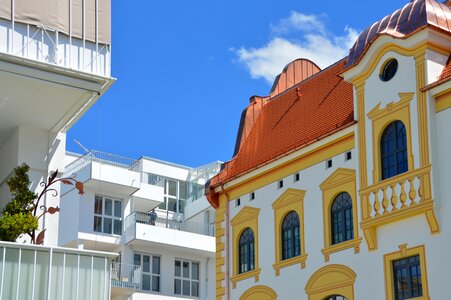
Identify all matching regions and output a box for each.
[64,150,138,177]
[126,211,215,237]
[111,262,141,290]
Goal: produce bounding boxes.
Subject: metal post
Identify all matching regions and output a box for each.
[0,247,5,299]
[15,247,21,300]
[11,0,14,54]
[82,0,86,70]
[61,253,66,300]
[31,250,37,300]
[47,248,53,300]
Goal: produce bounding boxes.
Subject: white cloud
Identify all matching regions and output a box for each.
[270,11,326,35]
[234,12,359,84]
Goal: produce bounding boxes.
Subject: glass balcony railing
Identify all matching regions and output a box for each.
[0,241,115,300]
[125,211,215,237]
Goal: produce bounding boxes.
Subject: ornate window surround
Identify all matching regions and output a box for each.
[320,168,361,262]
[272,188,307,276]
[384,244,430,300]
[230,206,261,288]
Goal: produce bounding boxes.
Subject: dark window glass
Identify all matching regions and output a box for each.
[326,159,333,168]
[325,296,348,300]
[282,211,301,260]
[152,276,160,292]
[278,180,284,189]
[381,121,408,180]
[331,192,353,245]
[380,59,398,82]
[93,216,102,232]
[239,228,255,274]
[393,255,423,300]
[294,173,300,182]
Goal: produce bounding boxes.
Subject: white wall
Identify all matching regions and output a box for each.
[121,243,215,300]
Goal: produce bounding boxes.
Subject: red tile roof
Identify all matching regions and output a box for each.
[346,0,451,69]
[206,58,354,208]
[439,55,451,80]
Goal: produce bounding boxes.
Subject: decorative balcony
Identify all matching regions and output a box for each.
[124,211,215,255]
[360,165,439,250]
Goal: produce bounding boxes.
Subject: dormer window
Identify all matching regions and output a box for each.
[380,59,398,82]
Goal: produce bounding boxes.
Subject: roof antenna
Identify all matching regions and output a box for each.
[74,139,90,153]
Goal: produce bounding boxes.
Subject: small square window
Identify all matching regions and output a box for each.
[345,151,352,161]
[294,173,300,182]
[250,192,255,201]
[326,159,332,169]
[278,180,284,189]
[236,198,240,206]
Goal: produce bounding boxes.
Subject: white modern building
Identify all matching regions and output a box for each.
[0,1,120,299]
[59,150,221,300]
[0,0,114,246]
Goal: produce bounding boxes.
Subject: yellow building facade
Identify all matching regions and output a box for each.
[207,1,451,299]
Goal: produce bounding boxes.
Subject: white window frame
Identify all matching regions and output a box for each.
[174,259,200,297]
[134,253,161,292]
[93,195,123,235]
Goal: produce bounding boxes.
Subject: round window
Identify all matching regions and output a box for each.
[380,59,398,82]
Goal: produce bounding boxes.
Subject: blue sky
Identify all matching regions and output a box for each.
[67,0,408,167]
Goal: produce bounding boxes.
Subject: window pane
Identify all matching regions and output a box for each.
[168,180,177,196]
[94,196,102,214]
[103,218,112,234]
[174,279,181,294]
[113,220,122,235]
[182,280,190,296]
[192,262,199,280]
[142,274,151,291]
[152,257,160,274]
[183,262,189,278]
[175,260,181,277]
[104,199,113,216]
[114,201,122,218]
[93,216,102,232]
[152,276,160,292]
[143,255,150,273]
[192,281,199,297]
[134,254,141,266]
[179,181,187,199]
[158,197,167,210]
[168,198,177,212]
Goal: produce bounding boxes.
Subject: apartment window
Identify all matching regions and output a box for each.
[294,173,300,182]
[134,253,160,292]
[250,192,255,201]
[282,211,301,260]
[239,228,255,274]
[331,192,353,245]
[94,195,122,235]
[157,178,188,214]
[326,159,333,169]
[174,259,199,297]
[381,121,408,180]
[278,180,284,189]
[345,151,352,161]
[393,255,422,300]
[325,296,348,300]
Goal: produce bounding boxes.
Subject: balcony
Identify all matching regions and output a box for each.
[124,211,215,255]
[360,166,439,250]
[111,262,140,297]
[0,241,116,300]
[64,151,164,209]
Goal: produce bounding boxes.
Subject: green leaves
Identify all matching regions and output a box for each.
[0,164,38,242]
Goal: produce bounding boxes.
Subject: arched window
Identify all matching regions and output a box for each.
[324,295,349,300]
[239,228,255,274]
[282,211,300,260]
[331,192,353,245]
[381,120,408,180]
